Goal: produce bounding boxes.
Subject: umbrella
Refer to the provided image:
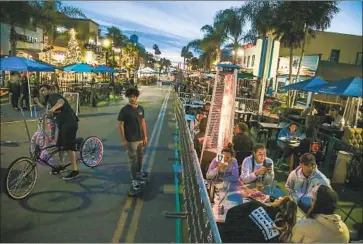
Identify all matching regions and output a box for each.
[92,65,116,73]
[63,63,93,73]
[0,56,55,72]
[282,76,326,91]
[307,76,362,97]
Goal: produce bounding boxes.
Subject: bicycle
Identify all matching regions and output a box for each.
[4,109,104,200]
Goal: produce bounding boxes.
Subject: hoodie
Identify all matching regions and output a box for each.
[240,155,274,185]
[291,214,350,243]
[285,166,331,207]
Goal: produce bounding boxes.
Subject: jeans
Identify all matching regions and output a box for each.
[126,141,144,180]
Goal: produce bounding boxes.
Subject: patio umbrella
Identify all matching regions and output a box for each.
[306,76,362,97]
[282,76,326,91]
[93,65,116,73]
[62,63,93,73]
[0,56,55,72]
[0,56,56,117]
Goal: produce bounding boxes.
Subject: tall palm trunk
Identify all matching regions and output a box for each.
[292,24,309,106]
[288,46,294,107]
[9,24,17,56]
[215,47,221,64]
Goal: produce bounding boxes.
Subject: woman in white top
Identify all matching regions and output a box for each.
[239,144,274,186]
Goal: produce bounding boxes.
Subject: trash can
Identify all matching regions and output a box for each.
[332,150,353,184]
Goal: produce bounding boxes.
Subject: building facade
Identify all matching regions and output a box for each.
[0,22,44,59]
[279,31,362,65]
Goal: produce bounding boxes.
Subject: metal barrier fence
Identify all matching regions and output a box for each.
[175,96,221,243]
[179,92,212,103]
[235,96,259,112]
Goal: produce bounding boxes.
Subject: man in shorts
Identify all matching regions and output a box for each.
[118,87,148,191]
[34,84,80,180]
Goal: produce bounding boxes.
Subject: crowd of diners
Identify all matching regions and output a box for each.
[183,99,351,243]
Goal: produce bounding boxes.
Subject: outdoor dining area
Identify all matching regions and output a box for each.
[176,72,362,243]
[0,56,126,113]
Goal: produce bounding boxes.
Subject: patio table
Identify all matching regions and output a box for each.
[211,181,305,223]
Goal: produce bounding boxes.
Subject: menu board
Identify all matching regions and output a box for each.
[63,92,79,115]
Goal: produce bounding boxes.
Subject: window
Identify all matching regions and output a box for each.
[244,56,247,64]
[356,52,362,66]
[251,55,255,67]
[330,49,340,63]
[247,56,250,67]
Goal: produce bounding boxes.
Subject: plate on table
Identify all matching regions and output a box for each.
[278,137,287,141]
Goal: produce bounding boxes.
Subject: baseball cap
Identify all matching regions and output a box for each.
[300,153,316,166]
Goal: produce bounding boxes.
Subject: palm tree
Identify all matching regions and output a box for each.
[274,1,339,106]
[106,26,129,68]
[0,2,39,56]
[30,1,86,46]
[214,7,247,64]
[180,46,189,70]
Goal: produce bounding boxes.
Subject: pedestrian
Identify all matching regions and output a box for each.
[117,87,148,191]
[8,72,21,110]
[34,84,80,180]
[20,72,30,110]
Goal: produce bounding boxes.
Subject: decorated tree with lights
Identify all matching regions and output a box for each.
[64,28,82,65]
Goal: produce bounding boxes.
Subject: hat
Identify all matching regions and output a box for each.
[300,153,316,165]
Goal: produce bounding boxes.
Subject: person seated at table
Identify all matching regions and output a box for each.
[221,196,298,243]
[285,153,331,212]
[206,147,239,182]
[291,185,350,243]
[240,144,274,186]
[328,107,345,131]
[292,127,323,169]
[194,118,208,158]
[191,108,205,135]
[232,122,254,170]
[277,122,305,164]
[202,102,211,117]
[301,105,318,116]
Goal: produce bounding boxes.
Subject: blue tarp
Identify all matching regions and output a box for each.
[282,76,326,91]
[306,76,362,97]
[93,65,116,73]
[63,63,93,73]
[0,56,56,72]
[216,63,241,69]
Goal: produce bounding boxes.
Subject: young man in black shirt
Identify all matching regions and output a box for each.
[34,84,80,180]
[118,87,148,191]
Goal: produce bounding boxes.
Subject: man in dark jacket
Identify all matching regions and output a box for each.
[20,72,30,110]
[8,72,21,110]
[232,122,254,168]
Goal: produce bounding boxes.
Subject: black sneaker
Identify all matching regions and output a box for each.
[131,179,141,191]
[63,171,79,180]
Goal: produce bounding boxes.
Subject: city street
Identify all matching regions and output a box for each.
[0,86,180,243]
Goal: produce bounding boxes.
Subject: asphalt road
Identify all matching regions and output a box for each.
[0,86,181,243]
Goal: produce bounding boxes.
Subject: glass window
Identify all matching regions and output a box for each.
[251,55,255,67]
[247,56,250,67]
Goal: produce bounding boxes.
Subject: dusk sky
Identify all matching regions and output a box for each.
[67,1,363,64]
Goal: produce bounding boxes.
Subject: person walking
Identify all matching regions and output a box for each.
[8,72,21,110]
[117,87,148,191]
[20,72,30,110]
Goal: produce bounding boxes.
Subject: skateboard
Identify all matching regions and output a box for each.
[128,172,149,197]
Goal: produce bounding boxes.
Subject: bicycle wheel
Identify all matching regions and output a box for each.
[80,136,104,168]
[5,157,38,200]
